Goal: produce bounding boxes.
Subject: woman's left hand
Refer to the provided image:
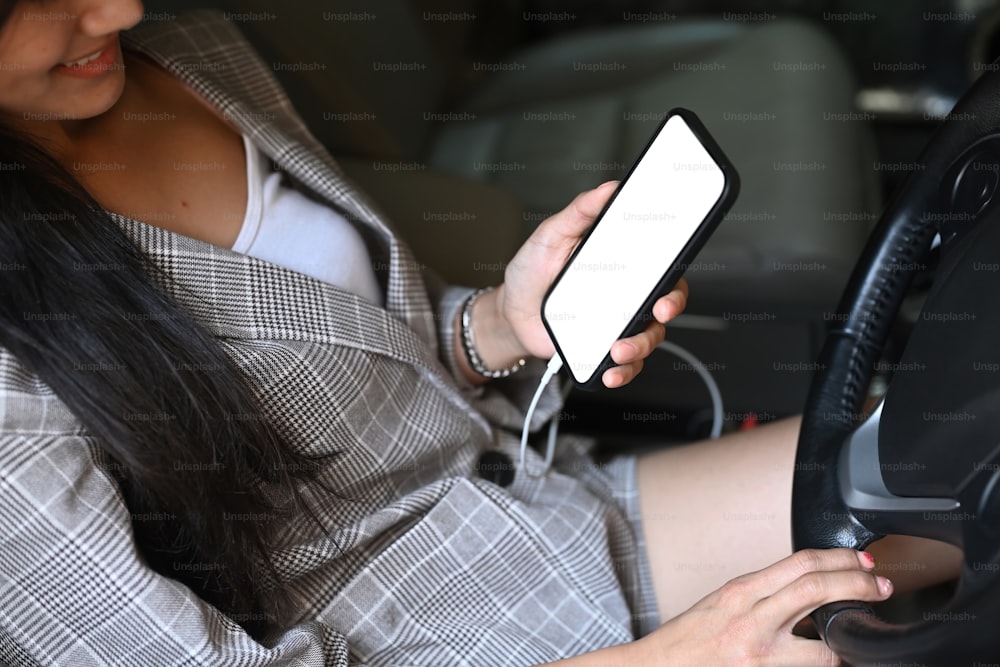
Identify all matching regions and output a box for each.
[499,182,689,389]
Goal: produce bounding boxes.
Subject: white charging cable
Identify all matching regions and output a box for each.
[519,340,724,477]
[656,340,724,439]
[520,356,564,477]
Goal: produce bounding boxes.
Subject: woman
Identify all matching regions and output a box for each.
[0,1,955,665]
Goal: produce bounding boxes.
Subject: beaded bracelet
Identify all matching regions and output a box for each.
[460,287,527,379]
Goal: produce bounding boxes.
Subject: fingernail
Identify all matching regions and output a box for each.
[877,576,893,596]
[858,551,876,569]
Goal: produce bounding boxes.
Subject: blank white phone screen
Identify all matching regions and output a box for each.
[543,114,726,383]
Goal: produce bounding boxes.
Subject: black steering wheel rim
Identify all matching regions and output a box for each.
[792,65,1000,664]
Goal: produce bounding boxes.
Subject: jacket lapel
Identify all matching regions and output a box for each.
[118,11,440,355]
[112,213,441,375]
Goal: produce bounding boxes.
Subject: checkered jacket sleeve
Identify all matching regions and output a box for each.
[0,435,348,666]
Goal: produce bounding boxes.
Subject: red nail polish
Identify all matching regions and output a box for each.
[860,551,876,567]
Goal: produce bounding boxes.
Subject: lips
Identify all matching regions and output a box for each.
[54,40,120,78]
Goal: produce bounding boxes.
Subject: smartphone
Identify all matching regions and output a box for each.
[541,108,739,388]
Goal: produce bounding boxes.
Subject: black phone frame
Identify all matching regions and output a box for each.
[540,107,741,390]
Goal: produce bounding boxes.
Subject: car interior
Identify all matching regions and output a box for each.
[140,0,1000,663]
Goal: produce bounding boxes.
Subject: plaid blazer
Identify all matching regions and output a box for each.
[0,12,655,666]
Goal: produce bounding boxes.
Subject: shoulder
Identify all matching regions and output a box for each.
[121,10,266,82]
[122,10,251,56]
[0,349,82,435]
[121,11,298,123]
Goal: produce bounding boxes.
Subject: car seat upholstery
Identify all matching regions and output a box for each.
[427,19,883,313]
[184,0,880,318]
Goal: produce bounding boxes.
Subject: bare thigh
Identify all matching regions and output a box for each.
[637,416,963,622]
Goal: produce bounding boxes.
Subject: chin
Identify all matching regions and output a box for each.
[68,74,128,121]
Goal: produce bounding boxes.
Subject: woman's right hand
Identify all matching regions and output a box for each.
[633,548,891,666]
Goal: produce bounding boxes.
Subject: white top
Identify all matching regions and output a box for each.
[230,136,384,306]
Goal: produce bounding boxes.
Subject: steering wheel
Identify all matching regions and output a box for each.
[792,64,1000,664]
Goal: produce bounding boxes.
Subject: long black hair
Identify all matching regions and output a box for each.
[0,3,327,640]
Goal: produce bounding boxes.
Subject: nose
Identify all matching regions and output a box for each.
[76,0,144,37]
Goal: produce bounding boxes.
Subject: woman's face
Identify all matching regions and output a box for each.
[0,0,144,123]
